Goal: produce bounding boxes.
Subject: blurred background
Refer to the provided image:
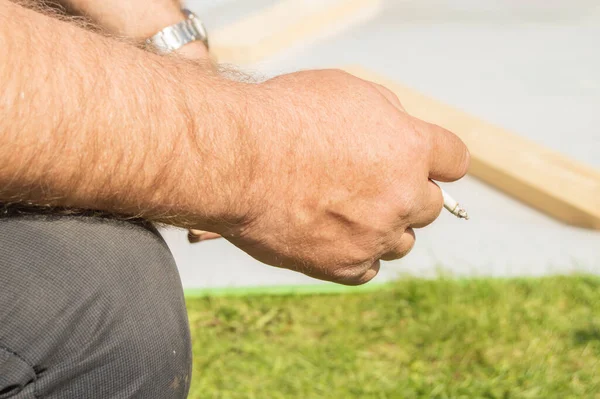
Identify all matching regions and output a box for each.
[160,1,600,397]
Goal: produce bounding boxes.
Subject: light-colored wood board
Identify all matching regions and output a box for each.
[344,66,600,229]
[211,0,382,64]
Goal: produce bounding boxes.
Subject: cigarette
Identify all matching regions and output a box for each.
[441,187,469,220]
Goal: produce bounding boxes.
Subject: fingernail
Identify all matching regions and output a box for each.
[188,232,204,243]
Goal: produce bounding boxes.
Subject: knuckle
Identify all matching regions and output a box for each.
[368,211,396,236]
[331,262,375,286]
[382,86,400,103]
[384,229,416,260]
[322,68,353,82]
[393,189,420,219]
[420,184,443,221]
[401,230,417,257]
[407,119,431,153]
[329,68,350,76]
[426,201,443,224]
[385,87,398,100]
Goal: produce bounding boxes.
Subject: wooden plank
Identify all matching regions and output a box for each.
[344,66,600,229]
[211,0,382,64]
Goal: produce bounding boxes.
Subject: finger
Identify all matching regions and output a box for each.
[189,232,222,243]
[412,117,470,182]
[410,180,444,229]
[353,75,406,111]
[380,228,416,261]
[188,230,222,243]
[370,83,406,112]
[203,232,223,240]
[331,260,381,286]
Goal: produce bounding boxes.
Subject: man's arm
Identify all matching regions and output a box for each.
[0,0,247,229]
[32,0,215,241]
[1,0,470,286]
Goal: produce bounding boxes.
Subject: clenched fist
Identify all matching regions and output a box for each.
[216,69,470,285]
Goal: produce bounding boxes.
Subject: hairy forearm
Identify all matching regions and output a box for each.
[0,0,250,228]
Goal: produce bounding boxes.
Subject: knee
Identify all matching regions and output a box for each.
[0,216,192,398]
[46,219,193,398]
[33,293,193,398]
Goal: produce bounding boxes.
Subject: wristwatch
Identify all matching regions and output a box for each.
[147,9,209,53]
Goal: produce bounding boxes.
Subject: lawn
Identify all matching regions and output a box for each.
[186,276,600,398]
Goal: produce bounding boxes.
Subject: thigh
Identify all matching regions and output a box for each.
[0,215,191,399]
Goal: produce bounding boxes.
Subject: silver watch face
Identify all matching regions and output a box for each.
[149,10,209,53]
[187,13,209,49]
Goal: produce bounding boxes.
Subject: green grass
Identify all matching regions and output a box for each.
[186,276,600,398]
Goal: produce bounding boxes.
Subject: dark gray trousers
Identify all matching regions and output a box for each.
[0,214,191,398]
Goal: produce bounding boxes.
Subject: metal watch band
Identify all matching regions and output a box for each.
[147,9,209,53]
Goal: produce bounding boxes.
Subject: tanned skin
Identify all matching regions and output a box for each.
[31,0,214,240]
[0,0,469,285]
